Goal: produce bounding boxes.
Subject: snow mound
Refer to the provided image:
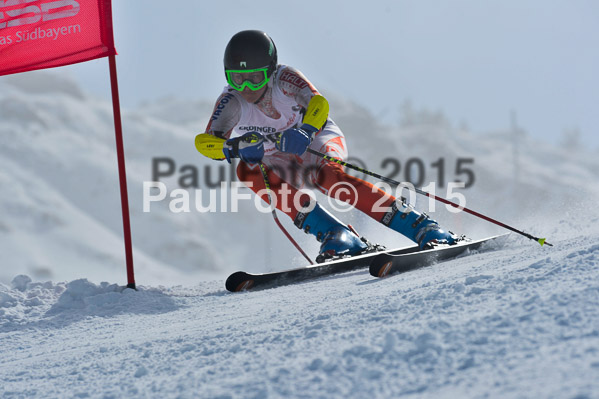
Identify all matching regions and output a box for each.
[0,275,66,329]
[46,278,182,318]
[0,276,182,332]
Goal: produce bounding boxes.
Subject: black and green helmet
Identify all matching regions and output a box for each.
[224,30,278,91]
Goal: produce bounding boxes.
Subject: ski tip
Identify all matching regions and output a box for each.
[369,253,394,278]
[225,272,254,292]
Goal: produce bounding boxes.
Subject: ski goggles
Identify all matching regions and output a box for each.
[226,68,270,91]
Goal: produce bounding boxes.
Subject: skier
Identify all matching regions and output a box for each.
[204,30,459,261]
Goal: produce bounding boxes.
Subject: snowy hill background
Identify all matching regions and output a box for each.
[1,71,599,398]
[1,71,597,285]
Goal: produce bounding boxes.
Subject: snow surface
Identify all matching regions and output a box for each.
[1,72,599,398]
[1,218,599,398]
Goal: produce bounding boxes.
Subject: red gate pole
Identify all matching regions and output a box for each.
[108,54,136,289]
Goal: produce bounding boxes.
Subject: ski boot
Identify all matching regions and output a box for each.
[381,200,459,249]
[295,202,370,263]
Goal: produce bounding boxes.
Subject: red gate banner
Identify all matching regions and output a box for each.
[0,0,115,76]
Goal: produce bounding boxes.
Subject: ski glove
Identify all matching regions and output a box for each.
[223,132,265,164]
[276,123,319,156]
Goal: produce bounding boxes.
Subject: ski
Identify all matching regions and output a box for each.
[369,234,508,278]
[225,234,508,292]
[225,244,420,292]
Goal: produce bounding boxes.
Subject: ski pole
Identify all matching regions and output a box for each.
[306,148,552,247]
[259,162,315,264]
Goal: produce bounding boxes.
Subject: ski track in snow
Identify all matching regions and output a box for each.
[1,229,598,398]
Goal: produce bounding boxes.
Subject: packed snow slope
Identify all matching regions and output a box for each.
[1,71,598,285]
[1,208,598,398]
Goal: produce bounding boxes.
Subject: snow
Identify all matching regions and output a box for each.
[2,223,599,398]
[1,72,599,397]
